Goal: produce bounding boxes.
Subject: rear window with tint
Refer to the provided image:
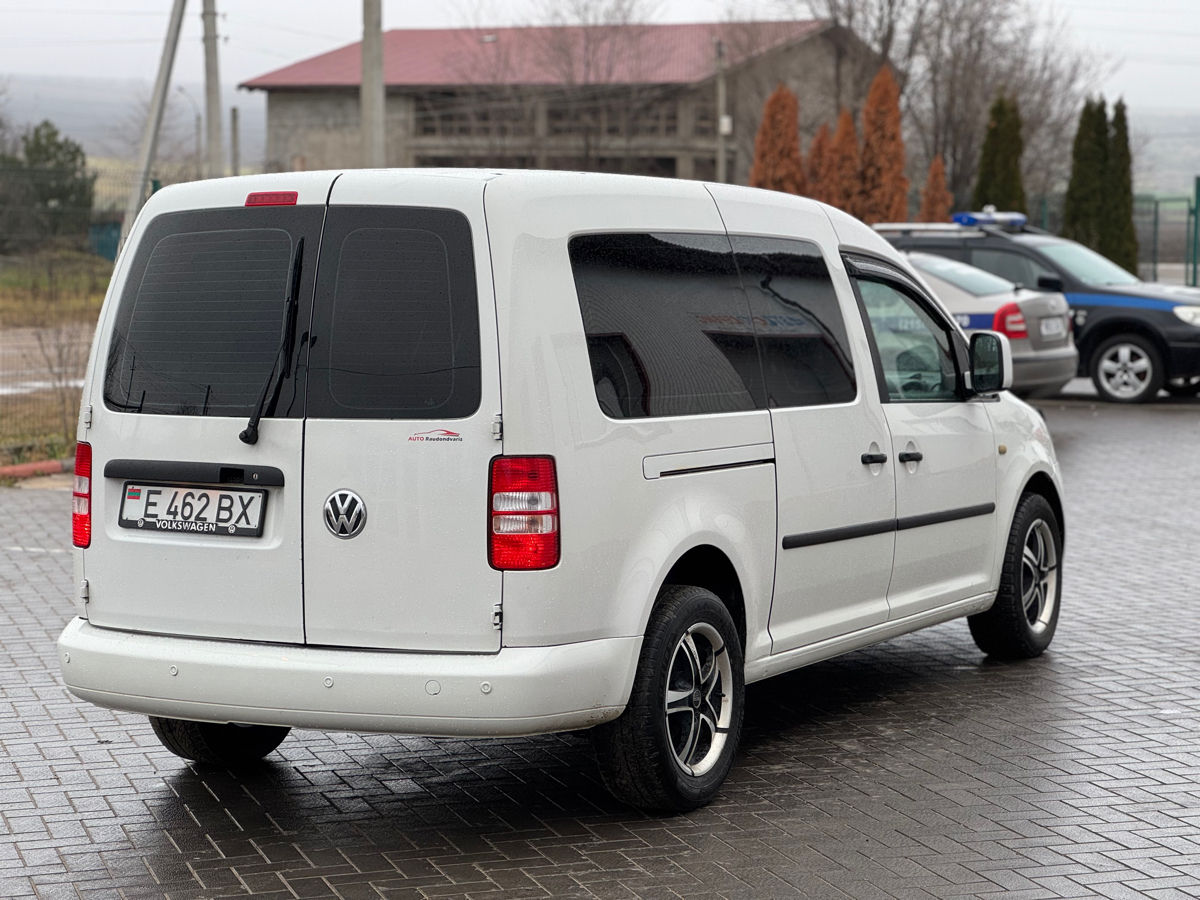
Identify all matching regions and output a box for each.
[104,207,322,416]
[569,233,764,418]
[304,206,481,419]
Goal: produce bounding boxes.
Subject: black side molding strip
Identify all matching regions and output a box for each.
[103,459,285,487]
[897,503,995,532]
[659,458,775,478]
[782,502,995,550]
[782,519,895,550]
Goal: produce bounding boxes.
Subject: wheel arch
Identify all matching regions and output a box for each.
[1078,318,1168,370]
[658,545,747,652]
[1021,470,1065,551]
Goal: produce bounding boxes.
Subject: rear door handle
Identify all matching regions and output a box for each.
[898,450,924,463]
[860,452,888,465]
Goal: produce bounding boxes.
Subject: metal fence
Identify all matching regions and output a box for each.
[1032,187,1199,285]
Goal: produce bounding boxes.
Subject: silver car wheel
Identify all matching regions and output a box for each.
[1098,342,1153,399]
[664,621,732,777]
[1021,518,1059,635]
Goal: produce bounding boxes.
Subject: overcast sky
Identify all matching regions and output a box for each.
[1,0,1198,112]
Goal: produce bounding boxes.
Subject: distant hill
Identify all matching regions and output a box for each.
[1131,110,1200,198]
[1,73,266,172]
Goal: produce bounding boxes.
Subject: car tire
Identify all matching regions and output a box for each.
[1090,333,1163,403]
[149,716,290,766]
[968,493,1062,659]
[591,585,744,812]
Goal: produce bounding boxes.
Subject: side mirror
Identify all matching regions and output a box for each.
[1036,275,1064,293]
[968,331,1012,394]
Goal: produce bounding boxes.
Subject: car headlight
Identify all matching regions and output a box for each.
[1173,305,1200,326]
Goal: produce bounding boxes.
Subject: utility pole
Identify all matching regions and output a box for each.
[230,107,240,176]
[361,0,386,168]
[122,0,187,245]
[202,0,223,177]
[714,38,729,184]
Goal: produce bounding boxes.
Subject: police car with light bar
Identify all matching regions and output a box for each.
[877,209,1200,402]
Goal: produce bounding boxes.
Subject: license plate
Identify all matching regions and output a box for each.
[1040,316,1066,338]
[118,482,266,537]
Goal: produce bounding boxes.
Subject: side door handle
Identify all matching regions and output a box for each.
[860,452,888,465]
[898,450,924,463]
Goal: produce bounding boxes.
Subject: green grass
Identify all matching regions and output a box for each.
[0,388,78,466]
[0,248,112,327]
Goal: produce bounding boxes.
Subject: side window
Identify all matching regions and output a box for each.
[569,233,763,418]
[731,235,855,407]
[970,248,1053,286]
[855,279,959,402]
[306,207,481,420]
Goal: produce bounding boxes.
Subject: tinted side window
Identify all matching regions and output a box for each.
[970,248,1053,286]
[732,236,855,407]
[569,233,763,418]
[103,207,322,417]
[855,279,959,402]
[305,207,481,419]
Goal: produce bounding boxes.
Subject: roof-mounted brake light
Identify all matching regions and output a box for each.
[245,191,298,207]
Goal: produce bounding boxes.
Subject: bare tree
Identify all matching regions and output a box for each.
[103,89,200,187]
[784,0,1097,207]
[527,0,666,172]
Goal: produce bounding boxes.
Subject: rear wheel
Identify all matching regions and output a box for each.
[149,717,289,766]
[968,493,1062,659]
[1090,333,1162,403]
[592,585,744,812]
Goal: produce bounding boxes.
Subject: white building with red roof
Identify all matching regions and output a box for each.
[239,20,880,183]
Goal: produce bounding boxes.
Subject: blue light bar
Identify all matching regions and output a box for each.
[953,210,1028,227]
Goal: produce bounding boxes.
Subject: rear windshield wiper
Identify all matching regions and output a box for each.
[239,237,304,445]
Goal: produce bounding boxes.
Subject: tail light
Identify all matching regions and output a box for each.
[489,456,559,570]
[72,442,92,548]
[992,302,1028,339]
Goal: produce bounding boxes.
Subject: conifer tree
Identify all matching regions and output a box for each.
[806,122,833,205]
[972,96,1027,213]
[858,66,908,223]
[1103,99,1138,273]
[828,108,861,216]
[749,83,807,196]
[1063,97,1109,251]
[918,154,953,222]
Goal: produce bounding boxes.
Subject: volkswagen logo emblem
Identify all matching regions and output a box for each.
[324,490,367,539]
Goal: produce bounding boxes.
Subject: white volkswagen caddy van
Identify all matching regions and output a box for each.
[58,170,1064,811]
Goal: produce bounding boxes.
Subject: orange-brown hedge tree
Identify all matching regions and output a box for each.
[806,122,833,205]
[828,108,861,216]
[918,154,953,222]
[858,66,908,223]
[749,83,807,195]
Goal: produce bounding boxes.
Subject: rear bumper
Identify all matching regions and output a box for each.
[1011,346,1079,396]
[57,617,640,736]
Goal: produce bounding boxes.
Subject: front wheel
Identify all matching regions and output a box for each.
[1090,333,1163,403]
[592,585,744,812]
[149,716,290,766]
[968,493,1062,659]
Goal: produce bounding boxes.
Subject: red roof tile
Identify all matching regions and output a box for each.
[240,20,826,90]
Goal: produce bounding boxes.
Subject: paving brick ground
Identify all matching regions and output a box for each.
[2,396,1199,898]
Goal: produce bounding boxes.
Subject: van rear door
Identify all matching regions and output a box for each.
[300,173,503,652]
[82,175,333,643]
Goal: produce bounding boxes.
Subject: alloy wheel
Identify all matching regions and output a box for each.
[1098,343,1153,399]
[663,622,733,776]
[1021,518,1059,634]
